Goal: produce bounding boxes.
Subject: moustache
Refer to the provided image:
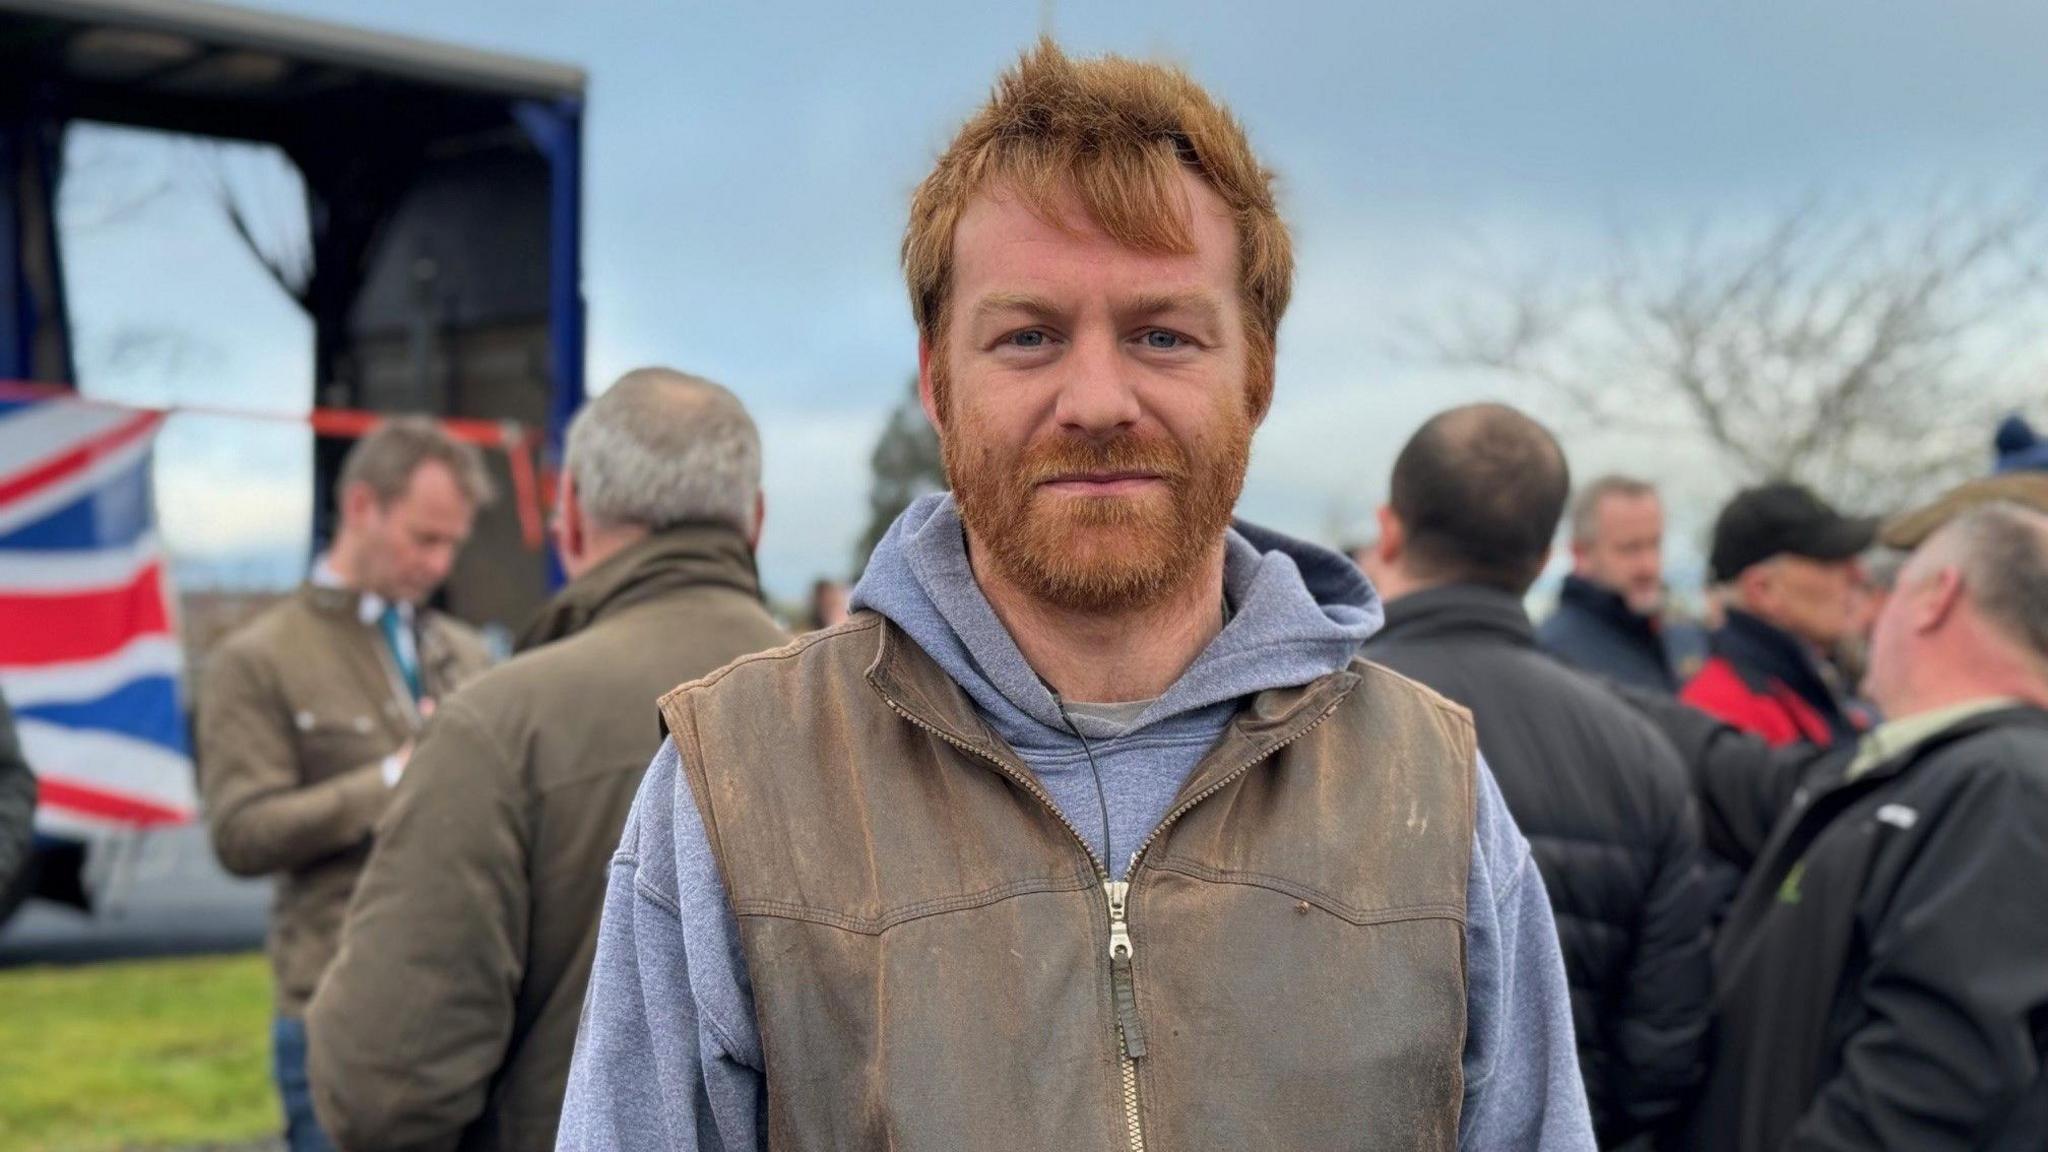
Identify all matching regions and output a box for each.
[1014,434,1191,487]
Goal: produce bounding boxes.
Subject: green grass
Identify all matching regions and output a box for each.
[0,952,278,1152]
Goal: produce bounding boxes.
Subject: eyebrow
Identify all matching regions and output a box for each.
[967,290,1225,327]
[1123,292,1224,328]
[969,292,1061,323]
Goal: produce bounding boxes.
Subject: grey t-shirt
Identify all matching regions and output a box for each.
[1059,696,1159,740]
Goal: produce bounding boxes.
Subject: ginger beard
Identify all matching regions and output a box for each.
[935,354,1255,614]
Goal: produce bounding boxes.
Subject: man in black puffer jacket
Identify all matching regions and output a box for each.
[1362,404,1712,1147]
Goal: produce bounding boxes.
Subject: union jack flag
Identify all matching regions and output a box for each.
[0,388,195,837]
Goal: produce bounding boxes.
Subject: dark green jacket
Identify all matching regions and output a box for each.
[307,526,786,1152]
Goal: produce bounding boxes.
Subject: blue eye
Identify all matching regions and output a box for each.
[1143,330,1185,350]
[1008,330,1047,348]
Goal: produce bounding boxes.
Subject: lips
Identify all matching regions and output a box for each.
[1041,471,1159,484]
[1014,435,1189,500]
[1038,472,1166,495]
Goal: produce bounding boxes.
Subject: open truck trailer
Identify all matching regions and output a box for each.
[0,0,585,923]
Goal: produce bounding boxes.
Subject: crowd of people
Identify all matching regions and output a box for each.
[181,40,2046,1152]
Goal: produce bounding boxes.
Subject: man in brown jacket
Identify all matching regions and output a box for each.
[199,417,495,1152]
[307,370,786,1152]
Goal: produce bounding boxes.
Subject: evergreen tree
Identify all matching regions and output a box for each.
[854,378,945,574]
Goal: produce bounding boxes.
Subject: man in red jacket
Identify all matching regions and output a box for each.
[1683,483,1875,746]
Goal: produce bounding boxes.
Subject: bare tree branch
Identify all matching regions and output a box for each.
[189,140,313,306]
[1416,187,2048,510]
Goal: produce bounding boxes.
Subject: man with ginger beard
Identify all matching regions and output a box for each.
[559,41,1593,1152]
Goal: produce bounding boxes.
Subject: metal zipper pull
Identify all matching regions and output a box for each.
[1105,881,1146,1059]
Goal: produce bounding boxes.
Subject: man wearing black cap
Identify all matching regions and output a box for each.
[1682,483,1876,746]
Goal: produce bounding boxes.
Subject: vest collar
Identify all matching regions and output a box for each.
[863,613,1363,810]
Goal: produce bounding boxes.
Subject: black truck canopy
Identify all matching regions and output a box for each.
[1,0,588,626]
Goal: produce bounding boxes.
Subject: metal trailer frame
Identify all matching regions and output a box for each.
[0,0,587,487]
[0,0,586,921]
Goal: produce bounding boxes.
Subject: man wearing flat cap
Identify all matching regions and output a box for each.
[1881,412,2048,551]
[1682,483,1876,746]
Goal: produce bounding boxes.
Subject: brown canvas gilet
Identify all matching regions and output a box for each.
[660,612,1477,1151]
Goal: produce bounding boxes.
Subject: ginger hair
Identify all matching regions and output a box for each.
[903,39,1294,416]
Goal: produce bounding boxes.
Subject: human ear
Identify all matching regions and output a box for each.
[1916,566,1966,633]
[1375,505,1404,566]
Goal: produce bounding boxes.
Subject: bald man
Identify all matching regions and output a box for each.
[1362,404,1711,1146]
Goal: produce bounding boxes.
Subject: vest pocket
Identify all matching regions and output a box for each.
[1146,856,1468,928]
[738,885,1128,1150]
[1126,866,1468,1151]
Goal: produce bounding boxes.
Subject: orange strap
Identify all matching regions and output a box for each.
[0,379,550,549]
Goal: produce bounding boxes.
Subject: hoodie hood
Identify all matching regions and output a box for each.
[851,493,1381,745]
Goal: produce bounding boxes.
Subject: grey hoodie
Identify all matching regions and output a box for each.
[557,495,1594,1150]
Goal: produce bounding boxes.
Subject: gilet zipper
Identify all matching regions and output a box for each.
[876,680,1353,1152]
[1105,878,1146,1151]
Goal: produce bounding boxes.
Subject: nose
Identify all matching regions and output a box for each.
[422,544,457,585]
[1050,329,1141,438]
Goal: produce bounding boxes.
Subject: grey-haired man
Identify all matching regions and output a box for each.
[307,370,786,1152]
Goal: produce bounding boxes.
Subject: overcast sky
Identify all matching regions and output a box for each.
[60,0,2048,600]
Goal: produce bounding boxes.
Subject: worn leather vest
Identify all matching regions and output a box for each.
[660,612,1476,1151]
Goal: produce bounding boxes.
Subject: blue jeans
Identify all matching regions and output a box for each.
[272,1016,338,1152]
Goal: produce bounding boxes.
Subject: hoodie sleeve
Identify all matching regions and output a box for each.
[1459,752,1598,1151]
[557,739,765,1152]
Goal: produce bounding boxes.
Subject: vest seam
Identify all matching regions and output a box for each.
[1148,857,1469,927]
[731,872,1098,935]
[659,614,882,709]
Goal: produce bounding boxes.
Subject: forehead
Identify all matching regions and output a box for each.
[1597,490,1661,518]
[948,169,1240,309]
[391,460,471,515]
